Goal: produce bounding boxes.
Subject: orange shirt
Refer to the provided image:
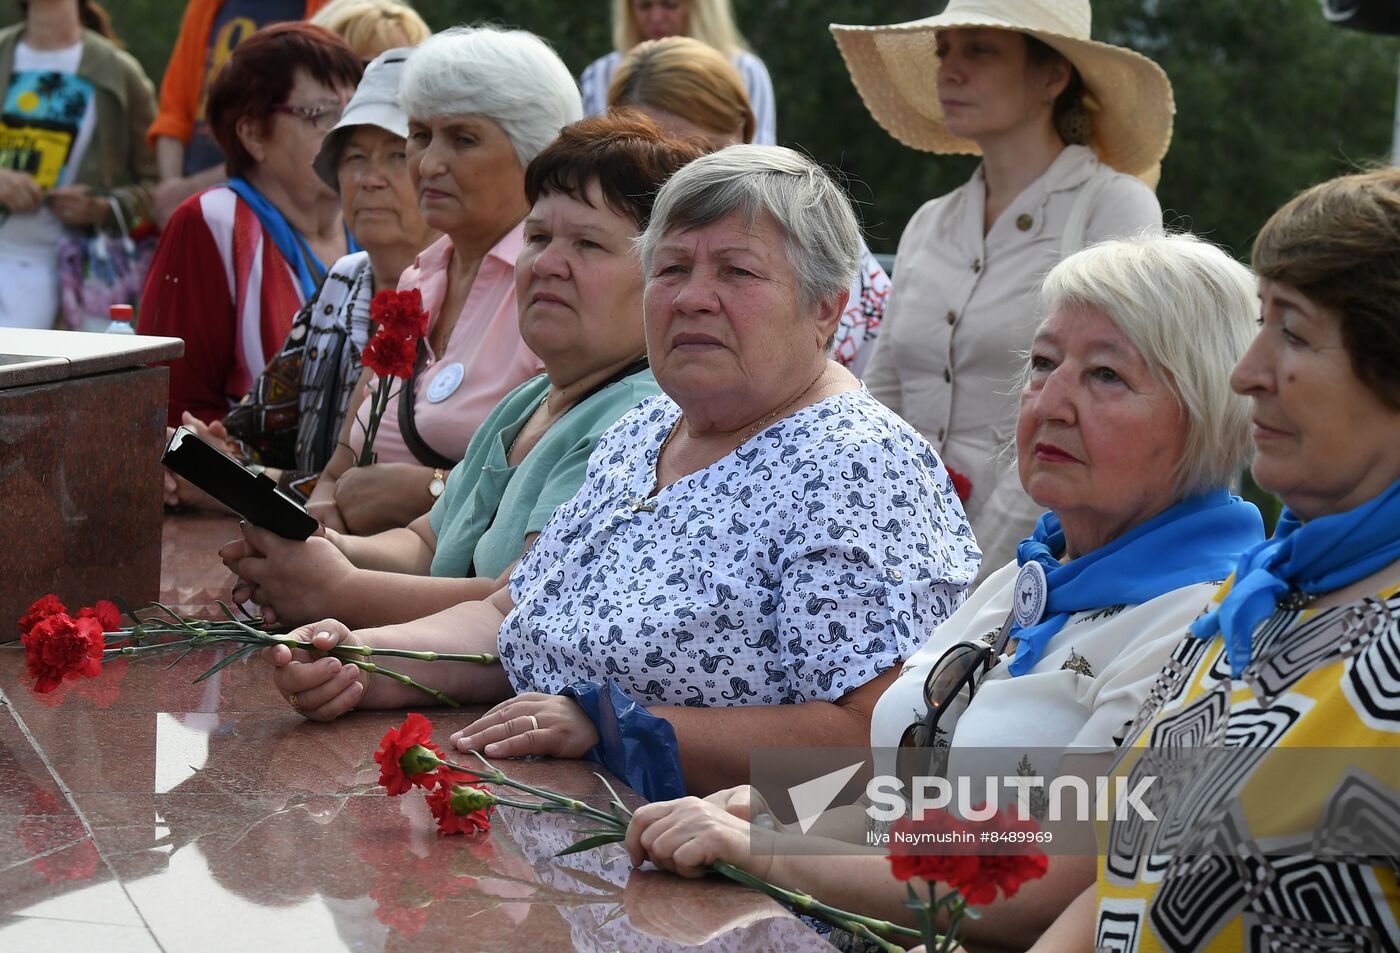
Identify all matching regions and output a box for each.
[147,0,328,148]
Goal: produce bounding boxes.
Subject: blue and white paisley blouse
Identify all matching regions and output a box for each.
[499,388,981,709]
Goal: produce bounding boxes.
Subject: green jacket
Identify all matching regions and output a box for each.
[0,25,158,228]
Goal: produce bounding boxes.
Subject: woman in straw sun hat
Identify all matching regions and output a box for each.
[832,0,1174,581]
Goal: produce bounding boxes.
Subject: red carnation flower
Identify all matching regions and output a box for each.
[373,713,445,795]
[888,808,1048,905]
[887,812,979,886]
[22,613,104,694]
[77,599,122,632]
[426,780,495,836]
[18,594,66,637]
[958,847,1050,904]
[371,288,429,340]
[362,329,417,380]
[955,809,1049,903]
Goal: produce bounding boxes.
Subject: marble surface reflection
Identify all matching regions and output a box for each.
[0,515,831,951]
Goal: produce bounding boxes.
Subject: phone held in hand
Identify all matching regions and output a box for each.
[161,427,318,540]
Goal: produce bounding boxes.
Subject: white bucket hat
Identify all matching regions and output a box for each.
[830,0,1174,177]
[313,47,413,192]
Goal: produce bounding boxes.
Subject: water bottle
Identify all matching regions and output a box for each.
[107,303,136,335]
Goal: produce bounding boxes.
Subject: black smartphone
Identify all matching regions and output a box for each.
[161,427,319,540]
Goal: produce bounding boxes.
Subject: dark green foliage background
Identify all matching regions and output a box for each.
[94,0,1398,258]
[56,0,1392,524]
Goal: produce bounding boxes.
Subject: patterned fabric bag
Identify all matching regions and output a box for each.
[56,196,156,330]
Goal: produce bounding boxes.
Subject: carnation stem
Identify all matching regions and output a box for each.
[711,860,921,949]
[357,380,391,467]
[214,604,492,689]
[339,658,460,708]
[441,755,625,829]
[268,638,498,667]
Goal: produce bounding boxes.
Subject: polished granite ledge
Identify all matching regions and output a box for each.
[0,514,832,952]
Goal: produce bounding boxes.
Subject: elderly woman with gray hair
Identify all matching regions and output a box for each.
[622,233,1268,950]
[264,146,981,799]
[305,25,580,535]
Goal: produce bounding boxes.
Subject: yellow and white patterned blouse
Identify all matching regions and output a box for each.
[1095,580,1400,952]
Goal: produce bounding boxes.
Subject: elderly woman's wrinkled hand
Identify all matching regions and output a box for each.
[449,692,599,759]
[624,796,764,880]
[259,621,366,722]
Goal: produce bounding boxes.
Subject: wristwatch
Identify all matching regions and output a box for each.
[428,467,447,500]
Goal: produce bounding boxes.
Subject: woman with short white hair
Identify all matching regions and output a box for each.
[304,25,582,535]
[623,233,1267,950]
[580,0,776,144]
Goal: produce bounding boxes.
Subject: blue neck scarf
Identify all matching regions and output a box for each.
[227,177,359,300]
[1008,490,1265,676]
[1190,475,1400,678]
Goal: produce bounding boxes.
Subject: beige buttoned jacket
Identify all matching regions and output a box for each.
[864,145,1162,578]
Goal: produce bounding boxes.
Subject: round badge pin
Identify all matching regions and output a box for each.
[426,362,464,403]
[1013,561,1049,629]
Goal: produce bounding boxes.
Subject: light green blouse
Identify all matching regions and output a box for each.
[428,369,659,580]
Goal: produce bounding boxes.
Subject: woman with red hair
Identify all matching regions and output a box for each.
[138,22,362,425]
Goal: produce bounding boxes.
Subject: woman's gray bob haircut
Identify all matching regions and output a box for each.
[401,25,583,168]
[1037,233,1257,496]
[638,145,861,308]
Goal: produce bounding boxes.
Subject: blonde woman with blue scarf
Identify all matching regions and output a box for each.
[1013,169,1400,953]
[621,234,1266,951]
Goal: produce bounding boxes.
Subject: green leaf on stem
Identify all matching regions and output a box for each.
[593,772,634,819]
[193,644,260,682]
[161,645,196,670]
[215,602,271,639]
[148,601,198,629]
[554,832,627,857]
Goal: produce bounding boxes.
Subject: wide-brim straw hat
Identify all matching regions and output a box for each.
[313,47,413,192]
[830,0,1174,178]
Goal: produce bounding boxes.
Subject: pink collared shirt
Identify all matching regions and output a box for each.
[348,227,544,466]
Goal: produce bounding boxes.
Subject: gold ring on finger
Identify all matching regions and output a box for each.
[526,714,539,732]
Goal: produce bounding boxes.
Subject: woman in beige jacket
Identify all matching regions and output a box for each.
[832,0,1172,576]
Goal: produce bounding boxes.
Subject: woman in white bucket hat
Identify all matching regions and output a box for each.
[833,0,1174,582]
